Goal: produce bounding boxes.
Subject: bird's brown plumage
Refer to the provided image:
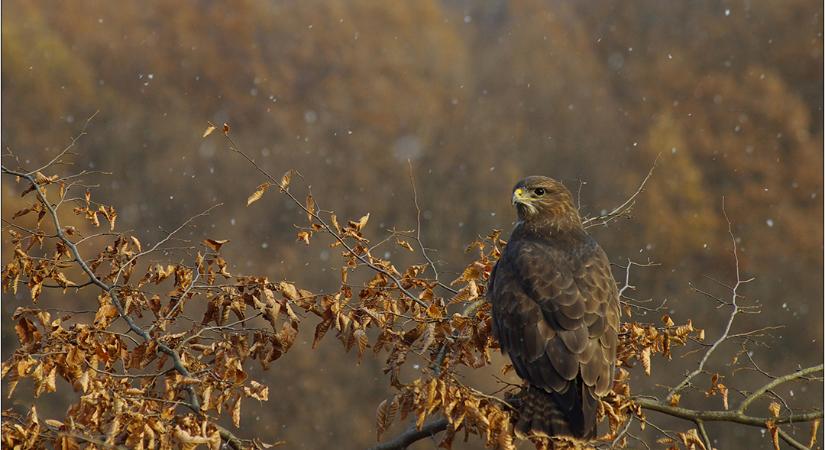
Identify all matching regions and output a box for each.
[488,176,620,440]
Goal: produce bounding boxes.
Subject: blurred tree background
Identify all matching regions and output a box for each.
[2,0,822,448]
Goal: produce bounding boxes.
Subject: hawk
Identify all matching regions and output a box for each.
[488,176,620,440]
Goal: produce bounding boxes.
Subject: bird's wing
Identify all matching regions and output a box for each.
[490,238,619,397]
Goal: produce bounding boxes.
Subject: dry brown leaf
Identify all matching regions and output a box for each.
[131,236,142,252]
[279,282,299,301]
[279,169,295,191]
[306,194,316,223]
[232,395,242,427]
[353,213,370,231]
[330,214,341,233]
[44,419,63,429]
[244,380,270,401]
[376,398,398,439]
[247,182,272,206]
[768,401,781,418]
[94,303,119,328]
[354,329,369,361]
[202,122,216,138]
[396,239,414,252]
[719,383,729,410]
[203,239,229,252]
[641,347,651,375]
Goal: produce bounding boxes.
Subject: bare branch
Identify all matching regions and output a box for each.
[583,153,659,229]
[695,419,713,450]
[668,201,748,401]
[778,427,812,450]
[635,396,822,427]
[738,364,824,414]
[407,160,440,281]
[26,110,99,176]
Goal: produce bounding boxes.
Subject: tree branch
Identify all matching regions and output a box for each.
[738,364,824,413]
[368,418,449,450]
[582,153,659,229]
[371,362,823,450]
[668,202,752,401]
[634,397,822,427]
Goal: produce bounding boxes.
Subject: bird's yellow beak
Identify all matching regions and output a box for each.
[512,187,528,205]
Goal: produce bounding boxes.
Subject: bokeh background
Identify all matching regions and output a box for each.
[2,0,823,448]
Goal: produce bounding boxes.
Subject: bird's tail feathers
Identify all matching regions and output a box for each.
[510,383,598,441]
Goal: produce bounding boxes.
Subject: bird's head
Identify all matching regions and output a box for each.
[512,176,582,232]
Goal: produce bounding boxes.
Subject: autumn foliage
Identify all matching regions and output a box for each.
[2,0,823,448]
[3,126,820,449]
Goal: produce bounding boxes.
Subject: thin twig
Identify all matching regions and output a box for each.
[224,133,428,308]
[582,153,659,229]
[407,160,439,281]
[26,110,99,176]
[668,201,751,401]
[111,204,222,286]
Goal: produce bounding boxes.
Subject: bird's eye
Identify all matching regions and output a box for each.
[534,188,546,196]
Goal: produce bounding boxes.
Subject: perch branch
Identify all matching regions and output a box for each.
[368,418,449,450]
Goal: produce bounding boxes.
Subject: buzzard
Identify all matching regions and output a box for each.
[488,176,620,440]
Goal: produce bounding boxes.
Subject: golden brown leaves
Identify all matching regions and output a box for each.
[640,347,652,376]
[376,397,399,440]
[350,213,370,231]
[202,122,217,138]
[279,169,295,192]
[379,377,514,450]
[305,194,316,222]
[706,373,729,410]
[396,239,415,252]
[617,319,701,379]
[203,238,229,252]
[94,302,119,329]
[232,396,242,427]
[677,428,708,450]
[247,182,272,206]
[768,401,781,418]
[174,425,222,450]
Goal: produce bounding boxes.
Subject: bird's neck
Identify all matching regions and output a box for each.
[514,216,586,241]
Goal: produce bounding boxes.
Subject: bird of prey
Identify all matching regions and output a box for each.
[488,176,620,440]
